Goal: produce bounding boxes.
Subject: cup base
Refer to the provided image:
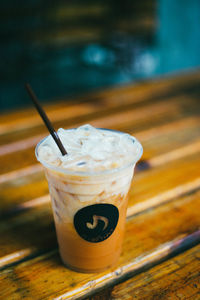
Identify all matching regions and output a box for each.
[62,256,119,273]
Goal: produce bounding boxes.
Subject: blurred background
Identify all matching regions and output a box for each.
[1,0,200,112]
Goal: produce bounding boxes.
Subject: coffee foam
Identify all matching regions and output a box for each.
[37,124,142,172]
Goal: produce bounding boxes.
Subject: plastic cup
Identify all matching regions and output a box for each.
[36,129,143,273]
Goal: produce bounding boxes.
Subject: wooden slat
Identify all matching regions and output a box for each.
[0,92,196,152]
[0,122,199,212]
[84,244,200,300]
[0,95,184,165]
[0,189,200,299]
[0,150,199,265]
[0,113,199,185]
[1,70,200,148]
[1,70,200,135]
[0,71,200,299]
[129,152,200,209]
[0,115,198,187]
[0,94,199,177]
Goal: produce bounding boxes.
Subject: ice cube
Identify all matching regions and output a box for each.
[76,124,103,139]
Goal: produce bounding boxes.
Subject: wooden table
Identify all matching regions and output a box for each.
[0,70,200,299]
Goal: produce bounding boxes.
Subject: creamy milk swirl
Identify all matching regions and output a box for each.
[37,124,142,173]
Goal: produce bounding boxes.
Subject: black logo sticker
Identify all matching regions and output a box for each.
[74,204,119,243]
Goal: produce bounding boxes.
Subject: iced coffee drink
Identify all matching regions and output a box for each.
[36,125,142,273]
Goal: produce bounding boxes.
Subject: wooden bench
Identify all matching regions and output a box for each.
[0,70,200,299]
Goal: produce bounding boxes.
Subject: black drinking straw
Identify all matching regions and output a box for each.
[25,83,67,156]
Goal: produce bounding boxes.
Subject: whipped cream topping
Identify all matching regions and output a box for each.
[37,124,142,172]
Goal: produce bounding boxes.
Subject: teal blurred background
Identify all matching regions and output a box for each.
[1,0,200,111]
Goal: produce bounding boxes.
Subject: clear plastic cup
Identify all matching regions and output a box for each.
[36,129,143,273]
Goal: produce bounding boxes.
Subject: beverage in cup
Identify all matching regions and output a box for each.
[36,124,143,273]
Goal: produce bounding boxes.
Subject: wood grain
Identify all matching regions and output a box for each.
[0,98,183,175]
[0,70,200,299]
[1,70,200,135]
[0,189,200,299]
[84,244,200,300]
[0,146,199,259]
[0,142,200,215]
[0,115,199,212]
[0,114,198,186]
[0,93,195,154]
[0,69,200,148]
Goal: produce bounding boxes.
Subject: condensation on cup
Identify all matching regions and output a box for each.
[36,125,143,273]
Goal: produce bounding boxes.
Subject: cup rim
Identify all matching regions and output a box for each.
[35,128,143,177]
